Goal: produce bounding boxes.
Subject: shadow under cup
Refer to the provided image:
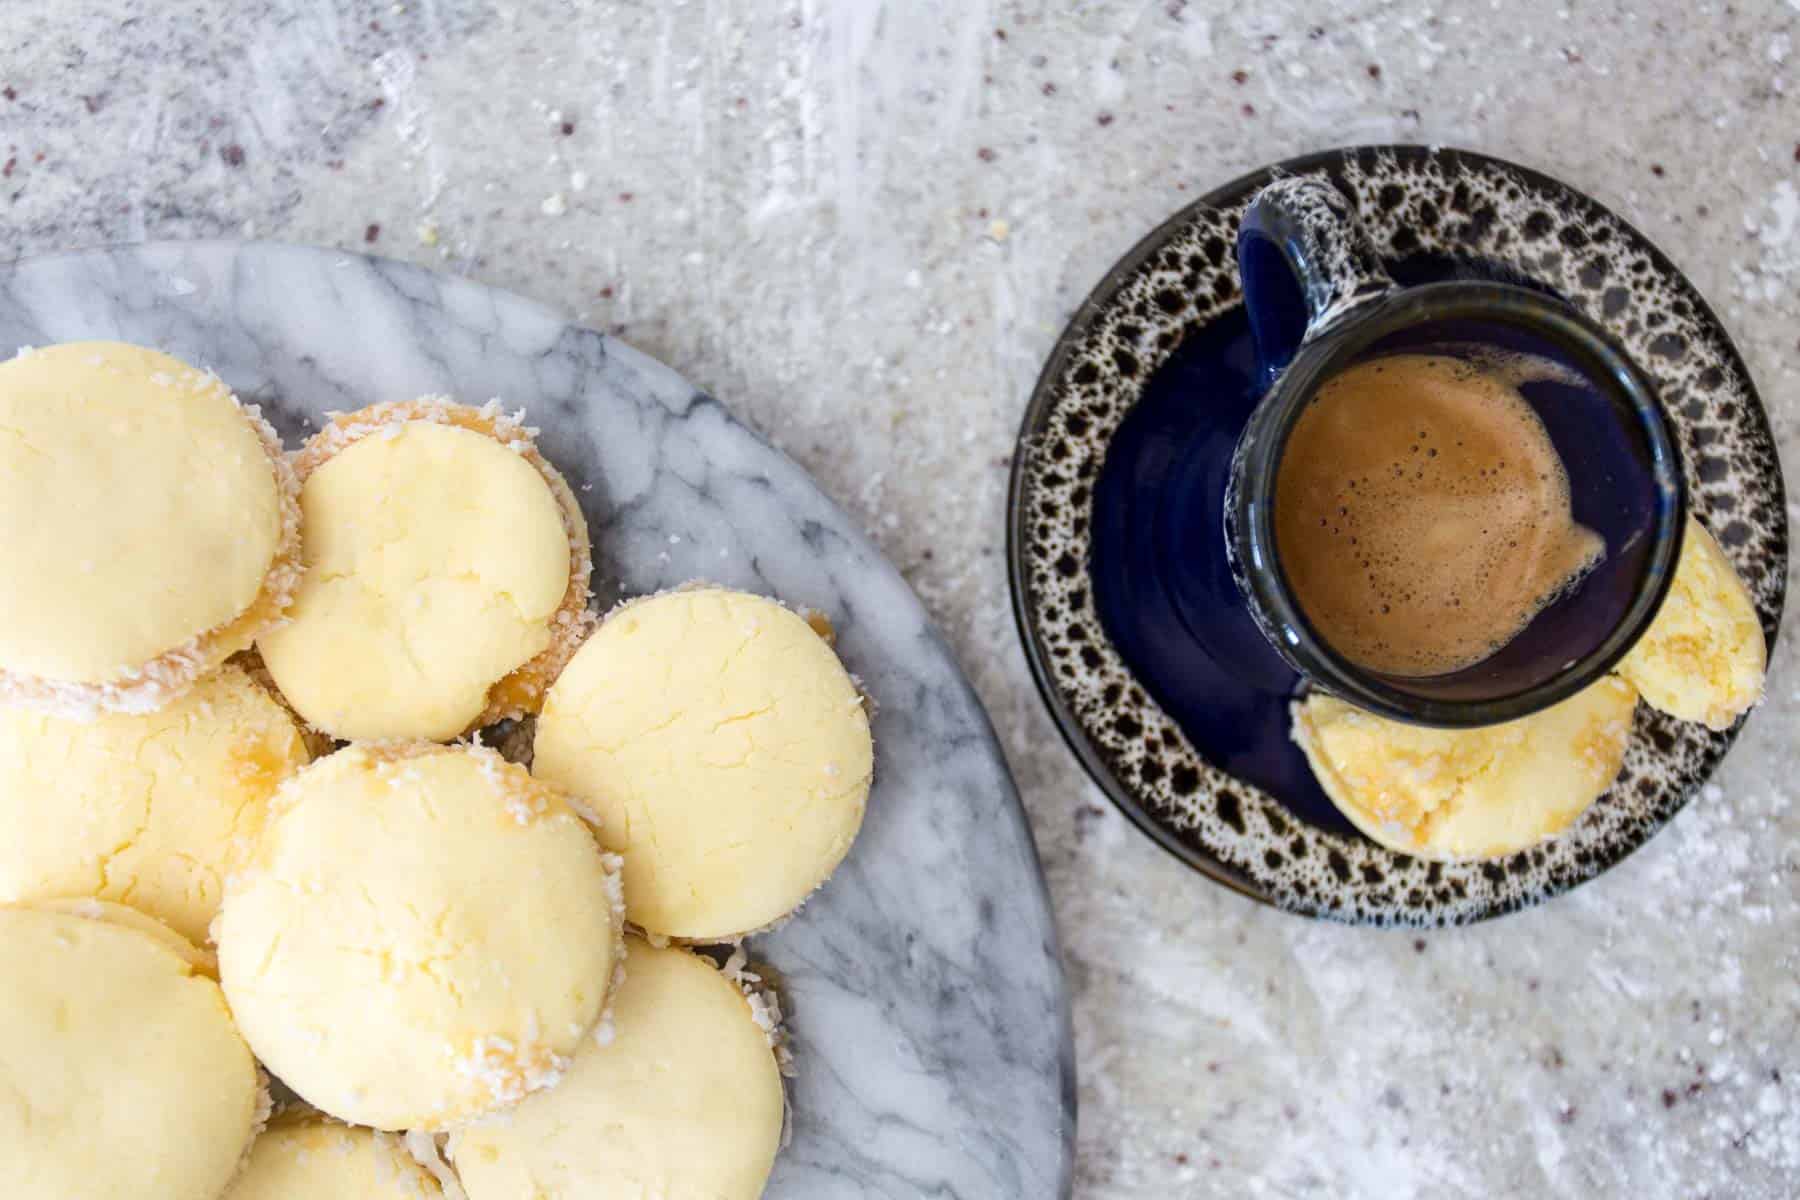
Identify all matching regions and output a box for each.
[1250,285,1686,725]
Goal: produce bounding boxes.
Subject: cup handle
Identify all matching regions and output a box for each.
[1236,175,1397,384]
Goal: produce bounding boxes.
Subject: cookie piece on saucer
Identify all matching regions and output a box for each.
[1292,675,1638,860]
[215,743,624,1131]
[1618,515,1766,730]
[224,1114,442,1200]
[450,937,784,1200]
[258,398,591,742]
[0,904,263,1200]
[0,342,301,717]
[0,663,309,945]
[533,587,873,941]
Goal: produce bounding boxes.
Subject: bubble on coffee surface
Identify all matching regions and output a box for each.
[1274,352,1605,677]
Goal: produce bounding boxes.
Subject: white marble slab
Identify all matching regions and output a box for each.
[0,242,1075,1199]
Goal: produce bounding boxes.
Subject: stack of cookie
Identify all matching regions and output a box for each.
[0,342,875,1200]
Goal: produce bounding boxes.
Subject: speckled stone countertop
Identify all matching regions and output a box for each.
[5,2,1797,1195]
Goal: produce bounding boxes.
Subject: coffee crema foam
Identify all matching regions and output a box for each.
[1273,352,1604,677]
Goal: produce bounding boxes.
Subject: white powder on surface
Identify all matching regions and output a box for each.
[1732,180,1799,305]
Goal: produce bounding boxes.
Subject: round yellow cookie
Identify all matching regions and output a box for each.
[224,1115,442,1200]
[0,663,309,945]
[451,938,784,1200]
[216,743,624,1131]
[0,341,300,715]
[0,905,262,1200]
[1618,515,1766,730]
[533,587,873,941]
[258,399,591,742]
[1291,675,1639,860]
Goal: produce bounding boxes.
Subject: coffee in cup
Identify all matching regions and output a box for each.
[1273,352,1604,678]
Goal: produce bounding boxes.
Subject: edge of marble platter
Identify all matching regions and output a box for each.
[0,240,1077,1200]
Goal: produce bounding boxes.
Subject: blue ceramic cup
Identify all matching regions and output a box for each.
[1224,176,1686,727]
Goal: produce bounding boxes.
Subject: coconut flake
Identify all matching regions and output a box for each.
[454,1035,569,1108]
[402,1130,469,1200]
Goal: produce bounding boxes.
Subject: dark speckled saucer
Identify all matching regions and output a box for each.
[1006,145,1787,926]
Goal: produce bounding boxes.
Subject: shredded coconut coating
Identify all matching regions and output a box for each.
[0,397,302,719]
[289,396,594,732]
[719,945,796,1153]
[402,1130,470,1200]
[224,1068,278,1185]
[455,1036,571,1109]
[596,850,629,1041]
[719,946,795,1072]
[251,1071,276,1136]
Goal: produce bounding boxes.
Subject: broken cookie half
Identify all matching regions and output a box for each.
[1292,676,1638,861]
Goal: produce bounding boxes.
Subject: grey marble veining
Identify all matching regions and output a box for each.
[0,242,1075,1199]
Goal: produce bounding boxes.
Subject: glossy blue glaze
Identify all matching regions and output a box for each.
[1237,232,1308,384]
[1089,304,1347,833]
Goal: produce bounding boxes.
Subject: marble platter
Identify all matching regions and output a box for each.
[0,242,1075,1199]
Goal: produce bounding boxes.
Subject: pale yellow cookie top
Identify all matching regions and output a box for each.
[20,896,217,974]
[0,905,261,1200]
[259,418,573,741]
[223,1115,443,1200]
[450,938,784,1200]
[0,663,309,945]
[1292,675,1639,861]
[533,588,873,941]
[1619,515,1766,730]
[0,342,284,685]
[215,743,623,1131]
